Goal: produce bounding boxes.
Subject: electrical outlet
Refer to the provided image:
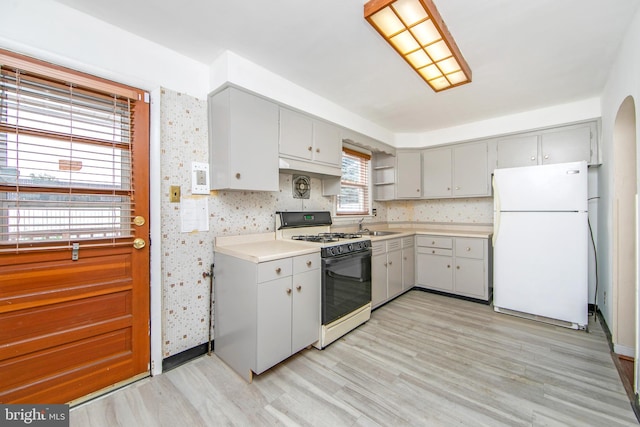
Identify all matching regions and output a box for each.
[170,185,181,203]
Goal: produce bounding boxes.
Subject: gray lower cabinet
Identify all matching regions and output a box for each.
[214,252,320,382]
[401,236,415,291]
[372,238,410,308]
[416,235,490,301]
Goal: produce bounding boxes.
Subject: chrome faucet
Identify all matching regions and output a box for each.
[358,217,369,233]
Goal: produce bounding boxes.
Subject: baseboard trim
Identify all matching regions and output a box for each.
[162,341,214,372]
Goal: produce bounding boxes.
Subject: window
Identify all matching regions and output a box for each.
[0,50,147,251]
[337,148,371,215]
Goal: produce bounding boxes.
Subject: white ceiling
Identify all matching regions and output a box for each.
[53,0,639,134]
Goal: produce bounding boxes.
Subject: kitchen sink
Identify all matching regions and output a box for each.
[366,231,400,236]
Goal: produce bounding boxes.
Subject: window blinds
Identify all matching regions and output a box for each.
[337,148,371,215]
[0,64,136,251]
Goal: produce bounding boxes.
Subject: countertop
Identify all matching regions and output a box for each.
[367,228,493,242]
[215,226,493,263]
[214,234,319,263]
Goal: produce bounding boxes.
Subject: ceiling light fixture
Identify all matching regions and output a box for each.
[364,0,471,92]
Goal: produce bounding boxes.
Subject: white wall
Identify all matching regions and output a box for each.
[396,98,602,148]
[598,6,640,353]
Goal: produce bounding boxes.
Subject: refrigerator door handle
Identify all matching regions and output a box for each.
[492,175,500,247]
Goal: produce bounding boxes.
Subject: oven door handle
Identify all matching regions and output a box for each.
[326,270,367,282]
[322,250,371,266]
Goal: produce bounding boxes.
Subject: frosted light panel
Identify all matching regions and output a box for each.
[419,64,442,80]
[371,7,404,36]
[430,76,450,90]
[411,20,440,46]
[365,0,471,91]
[390,31,420,54]
[447,71,467,84]
[392,0,428,26]
[437,57,460,74]
[425,40,451,61]
[406,50,432,68]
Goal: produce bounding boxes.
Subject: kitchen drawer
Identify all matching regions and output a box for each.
[293,252,321,273]
[258,258,293,283]
[417,247,453,257]
[455,238,484,259]
[372,241,386,256]
[387,238,401,252]
[416,235,453,249]
[402,236,415,248]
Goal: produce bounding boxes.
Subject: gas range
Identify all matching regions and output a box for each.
[275,211,372,349]
[276,212,371,257]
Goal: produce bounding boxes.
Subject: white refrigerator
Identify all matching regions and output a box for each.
[492,161,589,329]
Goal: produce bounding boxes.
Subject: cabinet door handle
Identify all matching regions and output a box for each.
[286,288,292,295]
[235,173,241,179]
[316,148,320,153]
[456,266,460,270]
[455,186,460,190]
[432,250,435,254]
[275,267,282,274]
[388,261,393,266]
[403,256,407,260]
[306,261,312,267]
[416,189,420,192]
[447,187,450,191]
[466,247,471,251]
[544,154,549,159]
[384,262,388,267]
[447,265,451,268]
[296,285,302,291]
[530,156,536,161]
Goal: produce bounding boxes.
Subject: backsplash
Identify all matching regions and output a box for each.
[385,197,494,224]
[159,88,492,358]
[160,89,334,357]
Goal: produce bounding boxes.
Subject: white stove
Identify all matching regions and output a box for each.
[275,211,372,348]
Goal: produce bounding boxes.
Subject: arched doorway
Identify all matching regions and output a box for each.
[612,95,637,391]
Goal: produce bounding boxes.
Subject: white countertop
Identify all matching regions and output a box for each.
[215,235,319,263]
[214,226,493,263]
[367,227,492,241]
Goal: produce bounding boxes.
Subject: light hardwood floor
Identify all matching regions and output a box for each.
[71,291,638,426]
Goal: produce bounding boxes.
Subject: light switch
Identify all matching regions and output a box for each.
[191,162,210,195]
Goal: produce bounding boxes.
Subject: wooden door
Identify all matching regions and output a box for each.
[0,50,150,404]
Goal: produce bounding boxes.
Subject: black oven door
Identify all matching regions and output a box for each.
[322,249,372,325]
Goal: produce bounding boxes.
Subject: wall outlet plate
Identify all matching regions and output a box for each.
[192,162,210,195]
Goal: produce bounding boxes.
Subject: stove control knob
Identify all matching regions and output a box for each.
[347,244,353,252]
[327,247,334,256]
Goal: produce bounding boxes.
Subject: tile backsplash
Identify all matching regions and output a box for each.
[159,88,492,358]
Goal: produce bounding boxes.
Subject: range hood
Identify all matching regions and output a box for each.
[278,157,341,179]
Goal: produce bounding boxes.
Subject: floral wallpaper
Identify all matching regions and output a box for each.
[159,88,493,358]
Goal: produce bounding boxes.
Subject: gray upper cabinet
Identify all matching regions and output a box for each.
[208,87,279,191]
[496,121,597,169]
[453,143,489,197]
[396,151,422,198]
[279,107,342,168]
[422,142,490,199]
[496,135,538,168]
[540,124,592,165]
[279,107,313,160]
[422,147,452,198]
